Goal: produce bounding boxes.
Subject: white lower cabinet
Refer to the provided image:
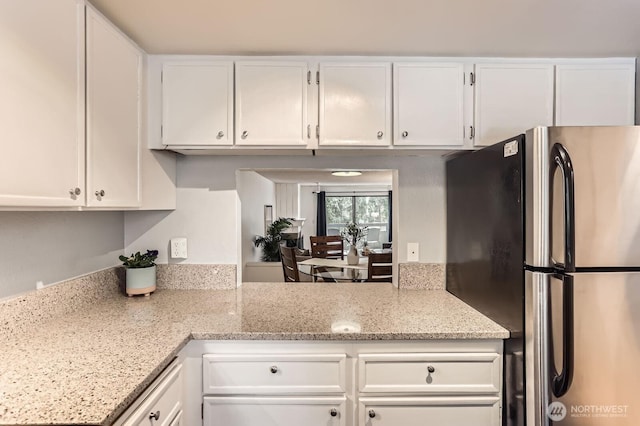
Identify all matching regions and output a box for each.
[115,360,183,426]
[189,340,503,426]
[358,397,500,426]
[204,396,347,426]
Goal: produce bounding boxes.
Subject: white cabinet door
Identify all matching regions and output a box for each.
[474,63,554,146]
[0,0,85,207]
[235,61,308,146]
[555,64,635,126]
[319,62,392,146]
[86,7,141,207]
[162,62,233,146]
[393,63,464,146]
[358,397,500,426]
[204,396,346,426]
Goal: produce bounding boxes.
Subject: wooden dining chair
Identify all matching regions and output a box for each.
[309,235,344,259]
[280,246,300,282]
[367,252,393,282]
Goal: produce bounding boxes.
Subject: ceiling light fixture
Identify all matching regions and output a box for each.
[331,171,362,177]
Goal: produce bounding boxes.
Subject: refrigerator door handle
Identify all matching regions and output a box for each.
[549,273,574,398]
[550,143,576,272]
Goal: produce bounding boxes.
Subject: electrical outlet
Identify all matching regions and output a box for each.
[407,242,419,262]
[170,237,188,259]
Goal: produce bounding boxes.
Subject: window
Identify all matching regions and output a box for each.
[325,194,390,248]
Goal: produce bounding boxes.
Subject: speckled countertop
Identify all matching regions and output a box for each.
[0,282,508,426]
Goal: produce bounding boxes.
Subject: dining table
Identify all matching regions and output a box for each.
[297,257,369,282]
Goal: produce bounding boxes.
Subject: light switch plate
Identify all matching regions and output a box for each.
[407,242,419,262]
[170,237,188,259]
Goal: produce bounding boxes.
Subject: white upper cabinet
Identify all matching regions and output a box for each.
[235,61,308,146]
[474,63,554,146]
[393,63,464,146]
[162,62,233,146]
[555,63,635,126]
[86,7,142,208]
[319,62,392,146]
[0,0,85,207]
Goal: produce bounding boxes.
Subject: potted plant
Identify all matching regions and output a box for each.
[253,217,292,262]
[341,222,368,265]
[119,250,159,297]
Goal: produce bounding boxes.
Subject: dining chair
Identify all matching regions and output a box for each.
[309,235,344,259]
[367,252,393,282]
[280,246,301,282]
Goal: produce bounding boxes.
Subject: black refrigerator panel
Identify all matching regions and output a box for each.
[446,134,525,334]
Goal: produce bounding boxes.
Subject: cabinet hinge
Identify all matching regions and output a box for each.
[316,71,320,85]
[316,125,319,139]
[307,70,311,85]
[470,126,475,140]
[201,403,204,419]
[307,124,311,139]
[469,72,475,86]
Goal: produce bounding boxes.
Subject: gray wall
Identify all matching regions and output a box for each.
[0,211,124,299]
[124,153,445,267]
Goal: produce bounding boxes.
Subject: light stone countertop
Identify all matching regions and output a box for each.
[0,282,509,426]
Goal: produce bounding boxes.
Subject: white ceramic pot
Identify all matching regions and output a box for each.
[347,246,359,265]
[125,265,157,297]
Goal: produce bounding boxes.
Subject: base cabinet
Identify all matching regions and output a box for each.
[185,340,503,426]
[204,396,347,426]
[358,397,500,426]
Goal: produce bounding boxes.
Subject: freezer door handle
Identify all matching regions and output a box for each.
[549,273,574,397]
[550,143,576,272]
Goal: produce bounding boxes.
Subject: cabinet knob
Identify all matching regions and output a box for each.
[217,131,225,139]
[402,131,409,138]
[241,131,249,139]
[369,409,376,418]
[427,365,435,373]
[270,365,278,374]
[149,410,160,421]
[330,408,338,417]
[69,187,81,196]
[95,190,105,197]
[377,131,384,139]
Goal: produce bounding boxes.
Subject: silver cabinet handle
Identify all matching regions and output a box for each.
[69,187,81,196]
[95,190,105,197]
[377,131,384,139]
[402,131,409,138]
[216,131,225,139]
[149,410,160,421]
[241,131,249,139]
[369,409,376,418]
[330,408,338,417]
[270,365,278,374]
[427,365,435,373]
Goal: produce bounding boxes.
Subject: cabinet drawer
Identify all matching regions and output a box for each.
[358,396,500,426]
[358,353,500,394]
[203,353,346,394]
[122,362,183,426]
[204,396,346,426]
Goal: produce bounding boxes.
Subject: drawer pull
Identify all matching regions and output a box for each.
[330,408,338,417]
[149,410,160,421]
[270,365,278,374]
[427,365,435,373]
[426,365,435,384]
[369,409,376,418]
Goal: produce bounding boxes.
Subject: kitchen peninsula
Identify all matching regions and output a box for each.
[0,270,507,425]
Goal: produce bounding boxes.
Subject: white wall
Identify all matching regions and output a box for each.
[0,211,124,299]
[237,170,276,265]
[124,153,446,269]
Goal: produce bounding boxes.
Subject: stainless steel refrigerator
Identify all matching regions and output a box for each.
[446,126,640,426]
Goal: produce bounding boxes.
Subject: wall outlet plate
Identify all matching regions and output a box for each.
[170,237,188,259]
[407,242,419,262]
